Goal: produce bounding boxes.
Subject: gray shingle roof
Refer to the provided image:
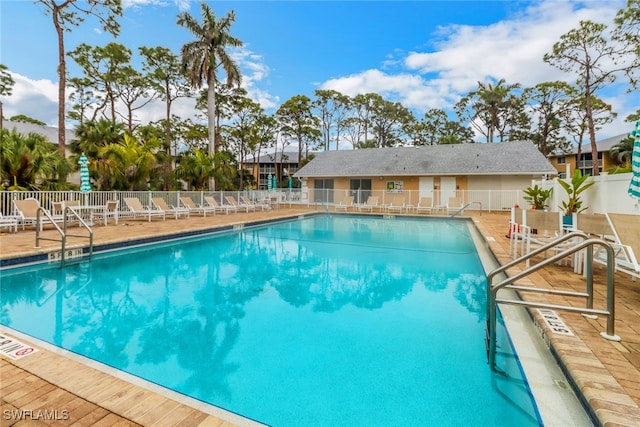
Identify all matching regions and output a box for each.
[295,141,557,177]
[548,133,629,157]
[244,149,301,163]
[4,120,75,144]
[570,133,628,154]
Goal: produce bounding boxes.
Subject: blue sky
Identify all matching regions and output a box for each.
[1,0,637,140]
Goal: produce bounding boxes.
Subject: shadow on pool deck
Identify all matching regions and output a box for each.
[1,208,640,426]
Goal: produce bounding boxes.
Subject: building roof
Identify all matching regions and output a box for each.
[548,133,629,157]
[4,120,75,144]
[294,141,557,178]
[244,149,301,164]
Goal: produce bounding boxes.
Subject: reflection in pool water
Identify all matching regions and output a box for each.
[0,215,540,426]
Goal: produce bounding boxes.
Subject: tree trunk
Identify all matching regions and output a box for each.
[207,75,216,190]
[53,4,66,158]
[164,84,172,191]
[584,82,600,176]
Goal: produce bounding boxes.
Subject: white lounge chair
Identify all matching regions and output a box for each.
[520,209,567,266]
[573,213,615,275]
[151,197,190,219]
[51,200,82,225]
[508,207,525,259]
[93,200,120,225]
[180,196,217,216]
[335,195,354,212]
[204,196,237,215]
[416,197,433,214]
[357,196,378,212]
[604,213,640,280]
[0,212,19,233]
[123,197,166,222]
[13,198,65,230]
[240,195,270,211]
[386,195,405,213]
[225,195,254,213]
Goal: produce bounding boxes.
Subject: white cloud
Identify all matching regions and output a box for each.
[3,0,635,141]
[318,0,634,137]
[322,69,447,111]
[404,0,621,92]
[122,0,191,12]
[2,73,58,125]
[232,47,279,110]
[2,41,277,127]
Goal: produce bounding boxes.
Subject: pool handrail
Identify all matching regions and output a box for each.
[449,201,482,218]
[35,206,93,267]
[486,231,619,372]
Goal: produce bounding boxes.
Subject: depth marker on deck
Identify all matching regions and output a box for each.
[0,334,39,360]
[537,309,574,336]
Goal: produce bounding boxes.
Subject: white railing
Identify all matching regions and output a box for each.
[300,188,522,212]
[8,179,636,217]
[3,173,636,217]
[0,188,524,217]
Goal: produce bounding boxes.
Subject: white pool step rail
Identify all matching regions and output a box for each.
[485,231,619,372]
[34,206,94,267]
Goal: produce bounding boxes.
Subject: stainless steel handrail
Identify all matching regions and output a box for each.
[35,206,93,267]
[486,231,619,372]
[449,201,482,218]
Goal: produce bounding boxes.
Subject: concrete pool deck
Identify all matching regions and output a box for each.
[1,207,639,426]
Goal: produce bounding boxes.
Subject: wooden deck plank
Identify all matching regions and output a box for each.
[134,398,182,426]
[68,406,112,427]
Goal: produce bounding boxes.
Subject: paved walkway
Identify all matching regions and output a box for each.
[1,208,640,426]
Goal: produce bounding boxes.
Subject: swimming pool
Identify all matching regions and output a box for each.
[1,215,541,426]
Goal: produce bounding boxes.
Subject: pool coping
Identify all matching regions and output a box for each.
[473,217,640,427]
[0,212,315,269]
[2,211,640,426]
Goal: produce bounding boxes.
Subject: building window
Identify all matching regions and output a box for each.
[386,181,404,193]
[557,156,566,165]
[313,179,334,203]
[578,152,603,176]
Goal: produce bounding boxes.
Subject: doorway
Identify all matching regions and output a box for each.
[314,179,334,203]
[350,179,372,204]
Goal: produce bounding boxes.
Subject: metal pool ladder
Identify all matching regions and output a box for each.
[35,206,94,267]
[485,231,620,372]
[449,201,482,218]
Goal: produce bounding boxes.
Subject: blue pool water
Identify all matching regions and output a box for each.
[0,215,541,426]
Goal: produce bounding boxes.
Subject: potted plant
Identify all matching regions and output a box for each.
[559,169,594,226]
[523,184,553,210]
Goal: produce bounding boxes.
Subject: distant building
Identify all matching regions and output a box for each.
[4,120,78,183]
[3,120,75,157]
[294,141,556,205]
[547,133,628,178]
[243,149,302,190]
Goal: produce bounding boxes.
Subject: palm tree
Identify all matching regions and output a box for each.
[609,136,634,165]
[72,119,126,158]
[99,133,159,190]
[1,128,72,190]
[456,78,522,143]
[173,149,215,191]
[37,0,122,157]
[475,79,521,143]
[177,3,243,163]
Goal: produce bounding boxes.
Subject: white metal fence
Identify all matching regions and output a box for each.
[2,175,637,218]
[1,188,525,216]
[303,188,522,212]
